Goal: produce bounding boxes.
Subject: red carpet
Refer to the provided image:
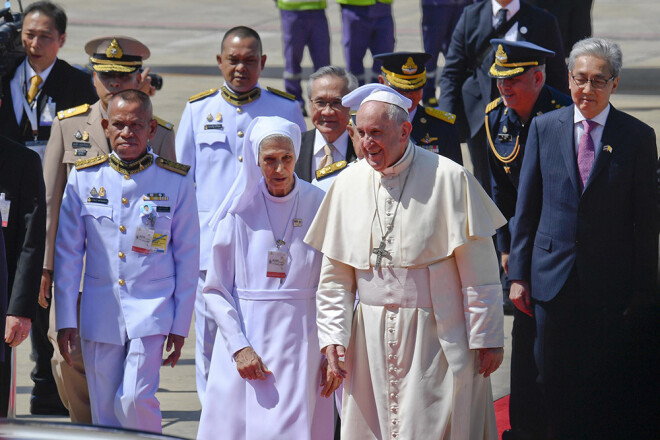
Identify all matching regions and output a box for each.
[494,394,511,438]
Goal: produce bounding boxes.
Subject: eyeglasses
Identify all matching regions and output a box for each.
[311,98,345,111]
[571,75,615,90]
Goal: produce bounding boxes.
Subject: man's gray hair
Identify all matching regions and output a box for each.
[385,104,409,126]
[568,37,623,77]
[307,66,359,99]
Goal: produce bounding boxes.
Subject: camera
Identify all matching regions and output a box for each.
[146,72,163,91]
[0,5,24,82]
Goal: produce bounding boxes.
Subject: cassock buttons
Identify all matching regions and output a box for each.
[237,131,244,138]
[122,197,128,205]
[238,155,243,162]
[123,174,130,180]
[236,107,243,114]
[118,279,126,286]
[119,225,127,233]
[118,251,125,259]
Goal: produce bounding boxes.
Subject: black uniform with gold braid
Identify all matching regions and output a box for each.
[373,51,463,165]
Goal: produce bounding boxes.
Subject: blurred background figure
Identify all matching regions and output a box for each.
[527,0,594,56]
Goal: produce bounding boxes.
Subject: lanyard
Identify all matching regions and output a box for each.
[262,190,300,250]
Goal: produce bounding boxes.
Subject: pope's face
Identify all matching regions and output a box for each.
[258,136,296,197]
[217,36,266,93]
[356,101,412,172]
[21,11,65,73]
[569,54,618,119]
[94,71,141,110]
[102,99,156,162]
[310,75,351,144]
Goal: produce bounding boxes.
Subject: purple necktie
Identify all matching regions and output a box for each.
[577,119,597,190]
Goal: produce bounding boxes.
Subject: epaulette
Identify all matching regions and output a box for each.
[154,115,174,130]
[316,160,347,181]
[266,86,296,101]
[189,88,218,103]
[424,107,456,124]
[75,154,108,170]
[156,157,190,176]
[485,98,502,114]
[58,103,91,120]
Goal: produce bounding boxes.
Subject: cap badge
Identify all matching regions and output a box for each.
[496,44,508,64]
[106,38,124,59]
[401,57,418,75]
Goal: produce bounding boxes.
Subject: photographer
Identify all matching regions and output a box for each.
[0,1,96,417]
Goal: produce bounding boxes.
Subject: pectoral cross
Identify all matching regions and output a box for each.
[372,240,391,270]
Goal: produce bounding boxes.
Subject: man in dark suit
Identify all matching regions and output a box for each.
[438,0,568,194]
[374,51,463,165]
[296,66,358,184]
[0,1,95,416]
[484,39,571,440]
[0,1,97,147]
[0,134,47,417]
[508,38,658,439]
[527,0,593,55]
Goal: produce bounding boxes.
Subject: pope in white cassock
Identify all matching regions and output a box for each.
[197,116,335,440]
[304,85,507,440]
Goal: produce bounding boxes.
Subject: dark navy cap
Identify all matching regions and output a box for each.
[372,52,432,91]
[488,39,555,79]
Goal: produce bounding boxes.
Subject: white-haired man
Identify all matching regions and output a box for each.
[305,85,506,439]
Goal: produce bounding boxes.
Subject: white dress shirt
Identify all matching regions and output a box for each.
[10,57,56,124]
[313,129,349,171]
[573,104,611,159]
[492,0,521,41]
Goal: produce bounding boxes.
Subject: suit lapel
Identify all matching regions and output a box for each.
[296,130,314,182]
[346,137,356,162]
[88,102,111,154]
[476,2,494,52]
[583,106,618,191]
[557,106,581,195]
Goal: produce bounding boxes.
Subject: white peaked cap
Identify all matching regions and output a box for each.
[341,83,412,114]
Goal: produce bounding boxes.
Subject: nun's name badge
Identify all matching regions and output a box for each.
[266,250,287,278]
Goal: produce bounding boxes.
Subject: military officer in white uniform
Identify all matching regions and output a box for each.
[54,90,198,433]
[41,35,176,424]
[175,25,306,404]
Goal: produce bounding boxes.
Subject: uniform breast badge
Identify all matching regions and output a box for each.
[88,186,109,204]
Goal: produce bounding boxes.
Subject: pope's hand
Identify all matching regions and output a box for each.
[5,315,31,347]
[477,347,504,377]
[320,357,344,398]
[57,328,78,368]
[38,269,52,309]
[322,344,347,379]
[510,280,532,316]
[234,346,271,380]
[162,334,185,368]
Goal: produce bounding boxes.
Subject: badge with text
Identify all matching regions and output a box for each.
[0,193,10,227]
[266,250,287,278]
[132,226,154,255]
[151,230,169,254]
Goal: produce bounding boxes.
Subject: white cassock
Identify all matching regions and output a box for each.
[305,143,507,440]
[198,176,334,440]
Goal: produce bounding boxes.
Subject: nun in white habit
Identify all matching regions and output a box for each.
[197,116,335,440]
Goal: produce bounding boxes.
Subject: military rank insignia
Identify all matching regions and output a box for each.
[88,186,108,204]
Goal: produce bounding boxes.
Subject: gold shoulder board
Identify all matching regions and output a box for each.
[266,86,296,101]
[156,157,190,176]
[424,107,456,124]
[58,103,91,120]
[75,154,108,170]
[189,88,218,103]
[485,98,502,114]
[315,160,347,180]
[154,115,174,130]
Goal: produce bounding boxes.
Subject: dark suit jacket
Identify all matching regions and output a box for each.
[0,57,98,143]
[0,135,46,321]
[295,129,357,182]
[508,105,658,305]
[0,219,7,362]
[438,1,568,139]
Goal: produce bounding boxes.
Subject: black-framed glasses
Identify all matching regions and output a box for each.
[571,75,615,90]
[311,98,345,111]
